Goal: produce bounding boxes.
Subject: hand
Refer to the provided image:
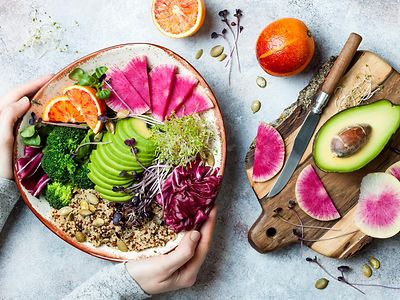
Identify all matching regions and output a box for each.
[0,75,53,179]
[126,207,217,295]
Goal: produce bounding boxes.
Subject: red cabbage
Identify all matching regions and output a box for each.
[157,159,222,233]
[16,146,49,196]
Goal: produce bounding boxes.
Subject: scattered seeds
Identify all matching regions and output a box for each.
[210,45,224,57]
[218,53,227,61]
[315,278,329,289]
[58,206,73,216]
[117,239,128,252]
[75,231,86,242]
[92,218,105,227]
[362,264,372,278]
[256,76,267,88]
[251,100,261,113]
[116,109,130,119]
[80,200,89,210]
[89,204,96,213]
[86,193,99,205]
[369,257,380,269]
[105,121,115,134]
[79,209,93,217]
[195,49,203,59]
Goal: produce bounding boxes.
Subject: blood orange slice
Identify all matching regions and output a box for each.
[42,96,85,123]
[152,0,205,38]
[63,85,106,133]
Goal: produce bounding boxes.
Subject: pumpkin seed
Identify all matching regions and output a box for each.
[80,201,89,210]
[106,121,115,134]
[369,257,380,269]
[210,45,224,57]
[116,109,130,119]
[93,132,103,142]
[89,204,96,213]
[75,231,86,243]
[362,264,372,277]
[251,100,261,113]
[92,218,105,227]
[256,76,267,88]
[58,206,73,216]
[102,238,110,244]
[217,53,227,62]
[117,239,128,252]
[79,209,93,216]
[195,49,203,59]
[315,278,329,289]
[86,193,99,205]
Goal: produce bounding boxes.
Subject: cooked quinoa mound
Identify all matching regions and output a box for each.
[52,189,176,252]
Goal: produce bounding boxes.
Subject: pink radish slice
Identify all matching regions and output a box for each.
[106,68,150,115]
[164,74,198,119]
[150,65,176,121]
[295,165,340,221]
[175,90,213,117]
[252,123,285,182]
[355,172,400,238]
[386,161,400,181]
[123,55,151,106]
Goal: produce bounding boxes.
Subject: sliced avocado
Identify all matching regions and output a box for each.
[95,185,133,202]
[117,119,156,149]
[88,164,131,186]
[313,100,400,172]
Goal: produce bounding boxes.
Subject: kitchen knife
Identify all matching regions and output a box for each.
[267,33,362,198]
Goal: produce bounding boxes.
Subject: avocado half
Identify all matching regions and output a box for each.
[313,100,400,173]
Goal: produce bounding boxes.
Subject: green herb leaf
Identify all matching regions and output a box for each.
[69,68,84,81]
[23,134,41,146]
[77,73,96,86]
[96,89,110,99]
[92,66,108,79]
[75,130,94,161]
[20,125,36,138]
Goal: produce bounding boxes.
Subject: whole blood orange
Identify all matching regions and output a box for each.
[256,18,315,77]
[63,85,106,133]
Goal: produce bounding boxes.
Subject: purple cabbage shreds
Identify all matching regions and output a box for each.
[157,158,222,233]
[16,146,50,196]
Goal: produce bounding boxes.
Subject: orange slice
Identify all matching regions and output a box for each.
[42,96,85,123]
[63,85,106,133]
[152,0,205,38]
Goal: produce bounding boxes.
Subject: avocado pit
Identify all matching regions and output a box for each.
[330,124,371,157]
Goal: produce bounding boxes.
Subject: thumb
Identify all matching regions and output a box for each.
[1,97,30,129]
[162,231,201,274]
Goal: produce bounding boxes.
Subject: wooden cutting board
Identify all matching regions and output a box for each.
[245,51,400,259]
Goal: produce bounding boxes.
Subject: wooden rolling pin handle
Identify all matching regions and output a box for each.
[321,33,362,95]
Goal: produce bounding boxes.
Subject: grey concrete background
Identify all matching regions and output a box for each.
[1,0,400,299]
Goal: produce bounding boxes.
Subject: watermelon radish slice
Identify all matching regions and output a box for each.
[295,165,340,221]
[150,65,176,121]
[164,74,198,119]
[106,68,150,115]
[386,161,400,181]
[123,55,151,106]
[355,173,400,238]
[252,123,285,182]
[175,90,214,117]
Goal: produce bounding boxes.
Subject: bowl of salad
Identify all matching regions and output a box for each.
[13,43,226,261]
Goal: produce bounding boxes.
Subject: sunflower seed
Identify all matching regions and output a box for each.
[195,49,203,59]
[210,45,224,57]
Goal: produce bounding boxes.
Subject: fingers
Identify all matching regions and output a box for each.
[1,74,53,110]
[0,97,31,133]
[176,207,218,286]
[161,230,201,274]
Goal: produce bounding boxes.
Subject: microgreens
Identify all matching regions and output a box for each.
[69,66,110,99]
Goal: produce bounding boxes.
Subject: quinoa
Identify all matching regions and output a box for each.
[52,189,176,252]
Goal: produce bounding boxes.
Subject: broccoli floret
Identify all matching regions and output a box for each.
[45,182,73,209]
[70,164,94,189]
[46,126,87,154]
[42,149,76,183]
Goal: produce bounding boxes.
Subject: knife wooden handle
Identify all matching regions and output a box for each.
[321,33,362,95]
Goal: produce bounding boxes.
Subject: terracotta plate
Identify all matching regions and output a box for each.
[13,43,226,262]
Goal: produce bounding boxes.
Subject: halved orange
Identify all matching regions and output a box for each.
[63,85,106,133]
[152,0,205,38]
[42,96,85,123]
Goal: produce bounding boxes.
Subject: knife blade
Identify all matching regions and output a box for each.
[267,33,362,198]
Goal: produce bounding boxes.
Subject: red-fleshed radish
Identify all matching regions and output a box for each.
[123,55,151,106]
[106,68,150,115]
[295,165,340,221]
[386,161,400,181]
[164,74,198,119]
[252,123,285,182]
[355,172,400,238]
[175,90,213,117]
[150,64,176,120]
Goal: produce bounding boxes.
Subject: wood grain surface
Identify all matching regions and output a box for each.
[245,51,400,258]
